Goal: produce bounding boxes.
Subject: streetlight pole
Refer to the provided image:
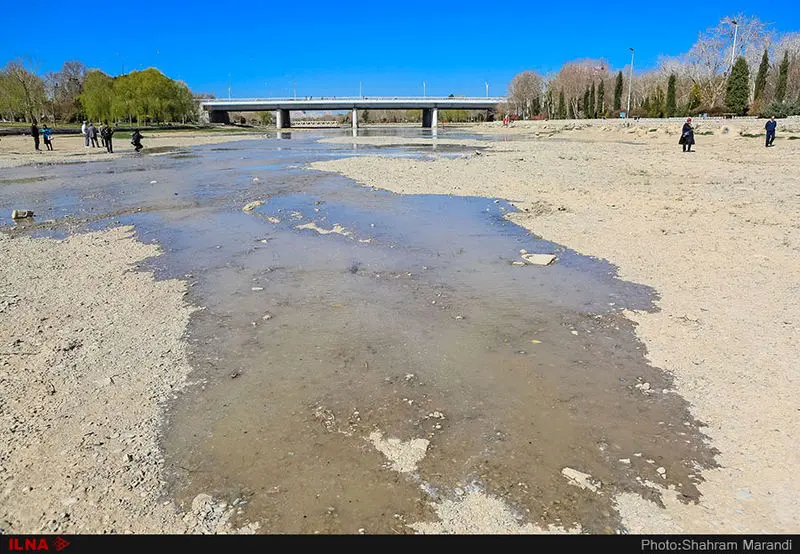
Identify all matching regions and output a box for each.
[626,48,635,118]
[730,19,739,70]
[228,73,231,99]
[423,81,426,97]
[485,81,489,97]
[359,81,362,98]
[293,81,296,100]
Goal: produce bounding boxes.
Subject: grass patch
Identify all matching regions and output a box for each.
[787,135,800,140]
[697,131,714,135]
[740,132,764,138]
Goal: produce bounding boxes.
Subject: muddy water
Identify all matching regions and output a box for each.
[0,129,715,533]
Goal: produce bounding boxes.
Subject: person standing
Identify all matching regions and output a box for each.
[99,122,107,148]
[679,117,695,152]
[765,116,777,147]
[41,124,53,151]
[81,120,89,148]
[89,122,99,148]
[131,129,143,152]
[102,121,114,153]
[30,120,40,151]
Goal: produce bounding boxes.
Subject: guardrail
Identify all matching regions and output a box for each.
[199,96,507,103]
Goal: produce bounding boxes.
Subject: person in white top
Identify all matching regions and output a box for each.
[81,121,89,148]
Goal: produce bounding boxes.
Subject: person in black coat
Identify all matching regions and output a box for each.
[765,116,777,147]
[30,120,40,151]
[131,129,143,152]
[679,117,695,152]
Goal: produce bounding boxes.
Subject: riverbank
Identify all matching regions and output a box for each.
[310,119,800,532]
[0,227,258,533]
[0,130,265,169]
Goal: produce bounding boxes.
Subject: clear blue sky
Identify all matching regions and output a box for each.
[1,1,798,98]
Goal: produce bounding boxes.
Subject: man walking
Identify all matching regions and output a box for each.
[765,116,777,147]
[30,119,40,151]
[81,121,89,148]
[89,122,99,148]
[102,121,114,153]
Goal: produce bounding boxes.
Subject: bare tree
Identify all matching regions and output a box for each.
[507,71,544,119]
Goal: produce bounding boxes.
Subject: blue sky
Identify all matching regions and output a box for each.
[1,1,798,98]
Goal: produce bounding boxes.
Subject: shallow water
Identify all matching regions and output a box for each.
[0,128,715,533]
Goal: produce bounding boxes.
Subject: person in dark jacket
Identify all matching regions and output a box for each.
[89,122,99,147]
[679,117,695,152]
[101,121,114,153]
[131,129,143,152]
[765,116,777,147]
[30,120,40,151]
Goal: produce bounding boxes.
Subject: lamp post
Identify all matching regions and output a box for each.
[228,73,231,99]
[359,81,362,98]
[485,81,489,97]
[730,19,739,71]
[423,81,426,97]
[626,48,634,118]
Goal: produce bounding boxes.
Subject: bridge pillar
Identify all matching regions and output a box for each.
[422,108,432,128]
[276,109,291,129]
[432,107,438,128]
[352,108,358,129]
[208,110,230,124]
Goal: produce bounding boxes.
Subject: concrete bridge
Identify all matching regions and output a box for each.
[199,97,505,128]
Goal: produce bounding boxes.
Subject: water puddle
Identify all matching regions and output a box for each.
[0,129,716,533]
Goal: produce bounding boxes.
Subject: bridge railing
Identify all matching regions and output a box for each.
[199,96,507,103]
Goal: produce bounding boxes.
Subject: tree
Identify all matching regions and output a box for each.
[688,83,702,112]
[557,89,566,119]
[2,59,46,121]
[613,71,623,110]
[753,49,769,103]
[508,71,544,119]
[666,74,677,117]
[583,85,590,117]
[597,80,605,117]
[775,50,789,102]
[589,82,596,118]
[80,70,114,122]
[725,56,750,114]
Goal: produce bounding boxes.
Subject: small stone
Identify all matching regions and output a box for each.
[262,313,273,320]
[251,287,264,292]
[618,458,631,464]
[571,330,578,335]
[358,528,366,534]
[150,180,158,184]
[521,253,557,266]
[454,487,465,496]
[656,467,666,476]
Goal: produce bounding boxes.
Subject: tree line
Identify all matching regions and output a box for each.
[0,59,202,125]
[506,14,800,120]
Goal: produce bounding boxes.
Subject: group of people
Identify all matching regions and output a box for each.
[27,121,144,153]
[80,121,116,153]
[679,116,779,152]
[28,120,54,151]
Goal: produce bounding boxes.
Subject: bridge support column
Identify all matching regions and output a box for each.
[351,108,358,129]
[431,107,438,128]
[276,109,291,129]
[208,110,230,124]
[422,108,432,128]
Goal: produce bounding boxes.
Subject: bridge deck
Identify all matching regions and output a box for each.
[200,97,504,112]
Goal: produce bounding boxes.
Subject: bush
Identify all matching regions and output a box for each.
[757,101,800,118]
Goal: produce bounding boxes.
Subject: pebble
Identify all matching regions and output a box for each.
[251,287,264,292]
[618,458,631,464]
[656,467,666,477]
[262,313,273,320]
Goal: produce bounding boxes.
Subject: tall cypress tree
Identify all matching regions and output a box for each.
[557,89,566,119]
[775,51,789,103]
[614,71,623,111]
[569,98,576,119]
[589,83,596,118]
[597,80,605,117]
[666,74,677,117]
[725,56,750,115]
[583,85,590,117]
[688,83,702,112]
[753,49,769,103]
[532,96,541,116]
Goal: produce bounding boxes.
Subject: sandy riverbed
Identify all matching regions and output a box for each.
[310,118,800,533]
[0,130,265,169]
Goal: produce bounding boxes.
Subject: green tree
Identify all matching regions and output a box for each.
[666,74,677,117]
[774,51,789,103]
[80,70,114,122]
[589,82,596,118]
[613,71,623,111]
[2,59,46,121]
[582,85,590,117]
[597,80,605,117]
[753,49,769,103]
[557,89,566,119]
[725,56,750,115]
[688,83,702,112]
